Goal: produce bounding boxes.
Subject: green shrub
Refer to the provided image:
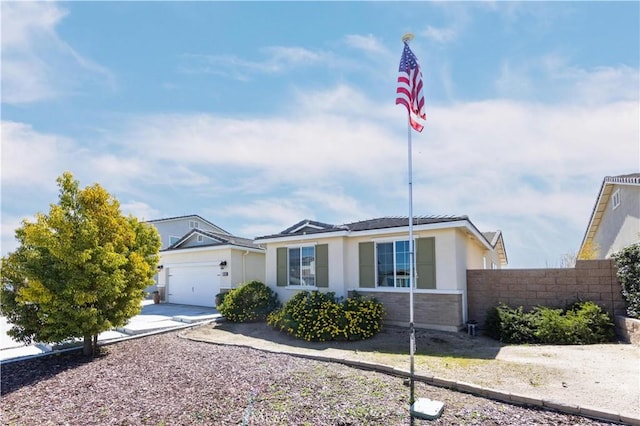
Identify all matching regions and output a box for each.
[485,301,615,345]
[217,281,280,323]
[613,242,640,319]
[267,290,385,342]
[485,304,537,343]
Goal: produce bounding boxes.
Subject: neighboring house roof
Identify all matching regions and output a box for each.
[483,231,508,266]
[163,229,263,252]
[146,214,231,235]
[256,216,507,265]
[580,173,640,255]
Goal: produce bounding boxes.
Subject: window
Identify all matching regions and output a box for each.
[197,235,204,243]
[190,220,199,229]
[288,246,315,286]
[358,237,435,289]
[612,189,621,210]
[376,240,410,288]
[169,236,180,245]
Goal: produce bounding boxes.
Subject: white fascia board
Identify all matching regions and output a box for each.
[580,180,610,251]
[254,230,348,245]
[161,244,264,255]
[255,220,494,249]
[352,220,494,251]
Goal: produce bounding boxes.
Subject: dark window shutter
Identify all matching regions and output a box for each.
[358,242,375,288]
[316,244,329,288]
[276,247,288,287]
[416,237,436,289]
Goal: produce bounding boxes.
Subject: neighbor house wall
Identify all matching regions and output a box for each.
[228,250,266,287]
[150,218,222,249]
[593,184,640,258]
[158,248,231,290]
[466,259,626,327]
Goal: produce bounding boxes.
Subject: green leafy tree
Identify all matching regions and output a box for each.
[0,172,161,355]
[613,242,640,318]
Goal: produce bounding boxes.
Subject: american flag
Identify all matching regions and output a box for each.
[396,42,426,132]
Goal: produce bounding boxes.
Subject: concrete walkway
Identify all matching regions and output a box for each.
[0,301,220,363]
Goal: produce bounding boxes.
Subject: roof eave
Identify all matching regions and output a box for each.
[579,179,610,253]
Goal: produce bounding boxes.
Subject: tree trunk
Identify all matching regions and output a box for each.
[93,334,98,356]
[83,335,92,356]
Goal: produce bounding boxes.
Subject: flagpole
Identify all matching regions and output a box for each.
[397,32,444,422]
[402,31,417,412]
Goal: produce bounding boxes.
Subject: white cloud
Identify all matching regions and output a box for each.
[1,1,114,104]
[1,121,76,186]
[180,45,331,79]
[2,60,638,265]
[0,215,24,256]
[496,55,639,105]
[420,2,472,45]
[344,34,388,56]
[120,201,161,222]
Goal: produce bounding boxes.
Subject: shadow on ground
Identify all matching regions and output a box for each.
[203,321,504,361]
[0,348,98,395]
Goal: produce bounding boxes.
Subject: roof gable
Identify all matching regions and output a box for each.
[281,219,338,235]
[164,229,261,251]
[580,173,640,255]
[146,214,231,235]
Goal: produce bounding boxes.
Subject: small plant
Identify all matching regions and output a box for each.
[613,242,640,319]
[267,290,385,341]
[217,281,280,323]
[485,301,615,344]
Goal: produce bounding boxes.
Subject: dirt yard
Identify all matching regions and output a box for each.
[185,321,640,420]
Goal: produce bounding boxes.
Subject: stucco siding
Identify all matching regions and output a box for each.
[151,218,222,249]
[594,184,640,258]
[265,236,347,304]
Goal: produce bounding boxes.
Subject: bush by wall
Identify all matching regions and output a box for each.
[485,301,615,344]
[217,281,280,323]
[267,291,384,342]
[613,242,640,319]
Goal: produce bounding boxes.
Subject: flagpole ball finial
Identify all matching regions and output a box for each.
[402,33,414,43]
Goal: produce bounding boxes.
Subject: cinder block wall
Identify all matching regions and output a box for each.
[351,291,463,332]
[467,259,626,327]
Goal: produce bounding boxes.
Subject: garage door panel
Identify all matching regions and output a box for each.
[167,265,219,307]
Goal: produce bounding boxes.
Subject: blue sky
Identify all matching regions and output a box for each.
[2,1,639,268]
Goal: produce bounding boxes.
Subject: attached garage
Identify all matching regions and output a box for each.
[167,265,220,307]
[156,228,266,307]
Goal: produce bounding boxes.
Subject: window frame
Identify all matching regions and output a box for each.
[612,189,621,210]
[375,239,412,289]
[287,245,316,287]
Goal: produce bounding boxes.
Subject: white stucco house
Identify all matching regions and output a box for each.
[580,173,640,259]
[146,215,265,307]
[254,216,507,331]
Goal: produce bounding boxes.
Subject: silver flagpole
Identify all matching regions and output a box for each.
[401,33,444,422]
[407,107,416,408]
[402,31,417,412]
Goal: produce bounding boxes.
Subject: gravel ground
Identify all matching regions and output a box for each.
[0,330,620,426]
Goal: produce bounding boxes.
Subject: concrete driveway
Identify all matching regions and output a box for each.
[0,301,220,362]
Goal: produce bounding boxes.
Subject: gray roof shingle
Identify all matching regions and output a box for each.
[255,215,469,240]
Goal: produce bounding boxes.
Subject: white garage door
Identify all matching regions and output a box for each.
[167,265,219,307]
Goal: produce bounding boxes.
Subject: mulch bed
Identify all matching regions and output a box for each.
[1,331,615,425]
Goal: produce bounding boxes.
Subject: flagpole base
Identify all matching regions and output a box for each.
[411,398,445,420]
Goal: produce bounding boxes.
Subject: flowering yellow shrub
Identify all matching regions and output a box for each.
[267,291,385,341]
